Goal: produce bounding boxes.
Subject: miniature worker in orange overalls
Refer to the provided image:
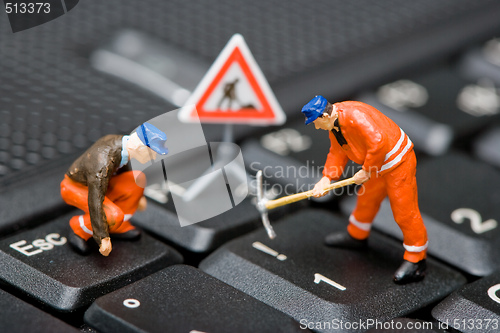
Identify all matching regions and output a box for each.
[60,122,168,256]
[302,96,428,284]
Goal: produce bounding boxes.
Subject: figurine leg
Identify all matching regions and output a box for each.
[106,171,143,239]
[385,153,428,263]
[324,175,386,248]
[348,174,387,240]
[61,175,126,238]
[385,152,428,284]
[61,176,94,254]
[65,197,126,236]
[69,215,93,241]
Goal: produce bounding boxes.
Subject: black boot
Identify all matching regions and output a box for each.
[111,228,141,240]
[393,259,427,284]
[68,233,92,255]
[324,232,368,250]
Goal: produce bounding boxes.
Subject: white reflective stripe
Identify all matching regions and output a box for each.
[380,136,413,172]
[403,241,428,253]
[124,214,133,222]
[79,215,93,235]
[384,128,405,162]
[349,215,372,231]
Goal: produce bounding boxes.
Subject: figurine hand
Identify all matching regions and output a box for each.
[353,169,371,185]
[99,237,112,256]
[312,176,331,197]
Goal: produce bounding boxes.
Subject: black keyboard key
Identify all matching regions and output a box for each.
[412,68,500,135]
[432,272,500,333]
[474,125,500,168]
[0,167,69,236]
[0,214,182,311]
[0,289,78,333]
[133,198,260,253]
[85,265,308,333]
[459,38,500,86]
[341,151,500,276]
[242,126,360,202]
[242,139,321,195]
[199,209,465,329]
[363,68,500,143]
[358,92,453,156]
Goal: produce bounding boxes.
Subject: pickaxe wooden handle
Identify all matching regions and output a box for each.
[264,177,357,211]
[255,170,357,239]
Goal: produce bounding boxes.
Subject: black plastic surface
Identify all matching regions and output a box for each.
[0,214,182,311]
[133,198,260,253]
[200,209,466,333]
[432,272,500,333]
[0,288,78,333]
[2,0,500,183]
[85,265,309,333]
[0,165,69,236]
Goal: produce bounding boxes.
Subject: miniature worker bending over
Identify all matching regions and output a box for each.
[302,96,428,284]
[60,123,168,256]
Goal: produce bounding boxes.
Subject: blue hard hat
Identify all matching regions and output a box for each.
[301,95,327,125]
[137,122,169,155]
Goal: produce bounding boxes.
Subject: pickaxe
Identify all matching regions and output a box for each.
[255,170,356,239]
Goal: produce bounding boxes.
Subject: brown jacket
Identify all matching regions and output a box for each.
[66,134,124,243]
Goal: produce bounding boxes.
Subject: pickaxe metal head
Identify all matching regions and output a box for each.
[254,170,356,240]
[256,170,276,239]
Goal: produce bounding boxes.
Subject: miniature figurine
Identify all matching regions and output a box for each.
[60,122,168,256]
[302,96,428,284]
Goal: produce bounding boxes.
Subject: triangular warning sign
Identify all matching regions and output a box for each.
[179,34,286,125]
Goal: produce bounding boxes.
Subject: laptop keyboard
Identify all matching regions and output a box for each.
[199,210,465,328]
[1,1,500,332]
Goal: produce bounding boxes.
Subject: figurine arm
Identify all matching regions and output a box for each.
[87,174,111,247]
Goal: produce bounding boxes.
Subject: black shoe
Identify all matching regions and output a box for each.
[68,233,92,255]
[111,228,141,241]
[324,232,368,250]
[393,259,427,284]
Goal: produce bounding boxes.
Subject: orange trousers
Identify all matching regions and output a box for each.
[60,171,144,241]
[348,151,428,263]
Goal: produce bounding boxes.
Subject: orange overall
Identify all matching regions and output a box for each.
[60,171,144,241]
[323,101,427,263]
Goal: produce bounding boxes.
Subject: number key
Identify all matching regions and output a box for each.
[341,151,500,276]
[433,272,500,333]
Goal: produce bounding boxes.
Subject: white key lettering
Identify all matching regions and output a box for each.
[45,233,67,246]
[456,79,500,117]
[252,242,287,261]
[9,233,67,256]
[451,208,498,234]
[261,128,312,156]
[123,299,140,308]
[32,239,54,251]
[488,284,500,304]
[314,273,346,291]
[377,79,429,110]
[9,240,43,256]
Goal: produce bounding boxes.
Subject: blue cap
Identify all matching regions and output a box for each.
[137,122,169,155]
[301,95,327,125]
